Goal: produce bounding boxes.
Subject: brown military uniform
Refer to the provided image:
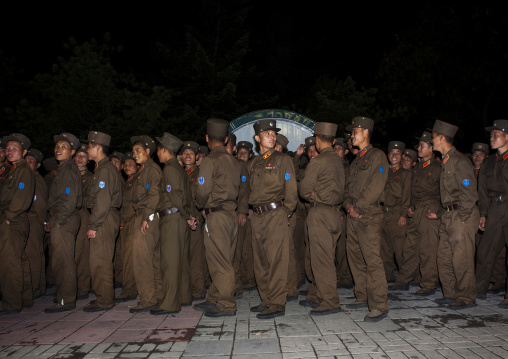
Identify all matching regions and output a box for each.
[157,157,193,311]
[437,146,479,304]
[396,157,441,290]
[381,164,411,283]
[87,157,123,309]
[195,145,241,312]
[476,150,508,295]
[336,159,353,286]
[129,158,163,308]
[113,175,126,287]
[249,149,298,312]
[0,159,35,311]
[344,144,389,313]
[47,159,82,305]
[300,146,345,311]
[26,171,48,298]
[76,167,93,298]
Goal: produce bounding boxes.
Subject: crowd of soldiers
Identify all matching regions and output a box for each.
[0,116,507,323]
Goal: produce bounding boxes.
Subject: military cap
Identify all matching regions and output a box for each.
[42,157,58,171]
[85,131,111,147]
[155,132,183,153]
[403,149,418,162]
[181,141,200,154]
[198,146,209,155]
[227,132,237,146]
[388,141,406,152]
[237,141,253,151]
[485,119,508,133]
[206,118,230,138]
[314,122,338,137]
[123,152,135,163]
[76,143,88,154]
[54,132,80,150]
[305,136,316,147]
[109,151,125,162]
[471,142,489,154]
[253,119,281,135]
[26,148,44,163]
[344,132,352,140]
[0,136,5,148]
[351,116,374,132]
[334,137,347,148]
[432,120,458,138]
[276,134,289,149]
[3,133,31,150]
[416,131,433,144]
[131,135,156,155]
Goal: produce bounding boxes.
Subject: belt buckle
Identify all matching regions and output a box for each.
[383,207,389,212]
[496,195,504,203]
[269,202,276,210]
[255,207,262,215]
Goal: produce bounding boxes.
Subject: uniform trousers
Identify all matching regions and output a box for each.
[189,219,206,299]
[89,208,120,308]
[294,205,307,285]
[475,201,508,294]
[437,207,480,303]
[204,210,238,312]
[234,215,248,295]
[380,207,406,282]
[75,208,91,297]
[113,231,123,285]
[336,211,353,284]
[346,208,389,313]
[26,216,46,297]
[51,211,81,305]
[0,215,33,310]
[118,220,137,298]
[251,207,289,311]
[159,213,191,311]
[307,206,342,310]
[287,214,299,297]
[240,218,256,287]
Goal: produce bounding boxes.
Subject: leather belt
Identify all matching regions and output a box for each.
[443,204,459,211]
[159,207,179,217]
[413,199,438,211]
[310,202,340,209]
[203,205,223,215]
[492,194,508,203]
[253,201,283,214]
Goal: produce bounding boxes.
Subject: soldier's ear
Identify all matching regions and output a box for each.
[254,135,260,143]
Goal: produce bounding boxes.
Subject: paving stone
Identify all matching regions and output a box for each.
[183,339,232,356]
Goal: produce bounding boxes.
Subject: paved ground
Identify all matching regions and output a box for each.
[2,285,508,358]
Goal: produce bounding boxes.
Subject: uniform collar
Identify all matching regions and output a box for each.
[359,144,372,157]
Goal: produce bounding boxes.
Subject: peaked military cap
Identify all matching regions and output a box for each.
[54,132,80,150]
[109,151,126,162]
[403,149,418,162]
[207,118,230,138]
[314,122,338,137]
[84,131,111,147]
[305,136,316,147]
[76,143,88,154]
[26,148,44,163]
[334,137,347,148]
[485,119,508,133]
[237,141,253,151]
[42,157,58,171]
[227,132,237,146]
[432,120,458,138]
[198,146,209,155]
[3,133,31,150]
[155,132,183,154]
[253,119,281,135]
[181,141,200,153]
[416,131,433,144]
[351,116,374,132]
[131,135,156,155]
[471,142,489,154]
[123,152,135,163]
[276,134,289,149]
[388,141,406,152]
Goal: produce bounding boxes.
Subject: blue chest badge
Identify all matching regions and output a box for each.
[241,175,247,182]
[463,179,470,187]
[380,166,384,173]
[66,187,70,194]
[34,195,37,201]
[146,182,150,189]
[99,181,105,189]
[166,185,171,192]
[198,176,205,185]
[285,173,290,180]
[18,182,24,190]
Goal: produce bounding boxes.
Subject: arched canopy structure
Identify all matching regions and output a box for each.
[229,109,315,154]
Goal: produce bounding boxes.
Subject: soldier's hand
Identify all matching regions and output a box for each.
[187,218,197,230]
[479,217,486,231]
[201,209,206,219]
[398,216,406,228]
[296,144,305,156]
[426,210,437,220]
[141,220,149,234]
[407,207,414,218]
[44,223,51,232]
[87,229,96,239]
[248,209,253,219]
[238,214,247,227]
[347,206,362,220]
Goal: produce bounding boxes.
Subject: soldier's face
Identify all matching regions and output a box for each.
[255,130,277,150]
[123,159,138,176]
[490,130,508,150]
[55,140,75,163]
[225,141,236,155]
[388,149,402,166]
[74,151,89,169]
[471,151,487,167]
[110,157,123,172]
[237,148,251,162]
[351,128,367,147]
[25,156,39,172]
[0,147,5,163]
[307,145,318,159]
[418,141,433,159]
[182,149,196,166]
[333,144,347,159]
[5,141,26,163]
[132,144,149,165]
[401,155,414,170]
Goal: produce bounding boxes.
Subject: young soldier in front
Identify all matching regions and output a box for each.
[299,122,345,315]
[343,117,389,322]
[45,133,82,313]
[248,119,298,319]
[84,131,123,312]
[429,120,479,308]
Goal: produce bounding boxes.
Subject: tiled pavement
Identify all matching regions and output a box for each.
[3,285,508,358]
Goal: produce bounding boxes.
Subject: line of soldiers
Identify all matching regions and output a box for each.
[1,116,507,323]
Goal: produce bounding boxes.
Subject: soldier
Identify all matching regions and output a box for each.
[25,149,48,299]
[109,151,125,173]
[196,146,209,167]
[74,144,93,300]
[44,133,82,313]
[0,133,35,314]
[333,137,353,288]
[475,121,508,306]
[382,141,411,287]
[180,140,206,301]
[193,118,241,317]
[402,149,418,170]
[115,152,139,303]
[83,131,123,312]
[275,134,289,153]
[398,131,441,296]
[343,117,389,322]
[110,151,125,288]
[429,120,479,308]
[299,122,345,315]
[41,155,58,288]
[226,132,237,156]
[248,119,298,319]
[151,132,193,315]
